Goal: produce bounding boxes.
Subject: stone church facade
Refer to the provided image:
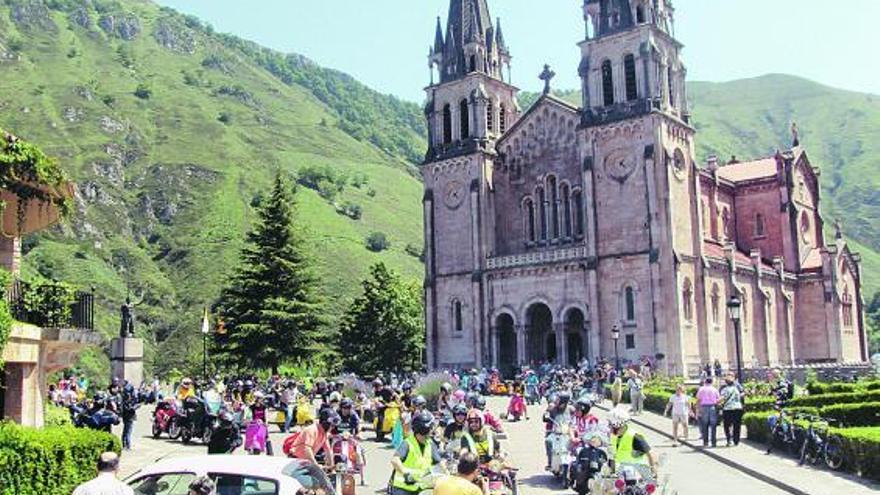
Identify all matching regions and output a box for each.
[421,0,869,376]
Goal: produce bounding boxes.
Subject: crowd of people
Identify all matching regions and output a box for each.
[69,361,797,495]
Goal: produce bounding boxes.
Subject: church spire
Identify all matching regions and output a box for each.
[429,0,504,83]
[433,16,444,54]
[495,17,508,54]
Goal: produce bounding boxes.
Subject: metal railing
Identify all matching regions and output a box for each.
[6,278,95,330]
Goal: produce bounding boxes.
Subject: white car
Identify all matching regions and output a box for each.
[126,455,336,495]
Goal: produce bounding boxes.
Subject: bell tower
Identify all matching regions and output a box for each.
[578,0,699,374]
[422,0,520,369]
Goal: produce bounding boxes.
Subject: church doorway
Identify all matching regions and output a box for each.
[565,308,586,367]
[526,303,553,364]
[496,314,517,377]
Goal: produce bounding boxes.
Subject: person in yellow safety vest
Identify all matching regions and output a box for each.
[608,407,658,477]
[176,378,196,402]
[390,411,445,495]
[460,409,502,464]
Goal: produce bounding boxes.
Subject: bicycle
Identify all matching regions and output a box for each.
[766,408,799,456]
[796,415,844,470]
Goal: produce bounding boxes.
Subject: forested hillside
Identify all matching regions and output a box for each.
[0,0,427,378]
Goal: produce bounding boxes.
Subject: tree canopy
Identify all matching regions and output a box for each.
[336,262,424,374]
[214,174,325,373]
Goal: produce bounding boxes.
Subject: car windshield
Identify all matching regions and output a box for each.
[281,461,336,495]
[130,473,197,495]
[211,473,278,495]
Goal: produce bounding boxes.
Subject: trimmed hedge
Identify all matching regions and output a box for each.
[743,411,880,480]
[0,422,120,495]
[821,402,880,428]
[805,380,880,396]
[746,390,880,413]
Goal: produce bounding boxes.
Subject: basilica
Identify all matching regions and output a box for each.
[421,0,869,376]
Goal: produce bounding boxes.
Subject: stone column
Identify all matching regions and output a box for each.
[516,325,526,364]
[424,190,436,369]
[556,324,566,366]
[111,338,144,386]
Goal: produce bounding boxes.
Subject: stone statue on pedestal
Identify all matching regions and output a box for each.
[119,297,135,338]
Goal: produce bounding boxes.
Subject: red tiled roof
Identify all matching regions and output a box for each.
[701,241,773,269]
[715,157,778,182]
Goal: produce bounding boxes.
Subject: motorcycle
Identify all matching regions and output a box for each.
[331,432,366,487]
[178,397,215,444]
[151,399,180,439]
[548,422,572,484]
[245,419,270,455]
[569,441,610,495]
[481,459,519,495]
[525,384,540,406]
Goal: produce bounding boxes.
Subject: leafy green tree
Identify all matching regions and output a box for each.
[214,173,325,374]
[867,292,880,355]
[336,263,424,374]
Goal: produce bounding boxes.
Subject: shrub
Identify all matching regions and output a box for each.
[218,112,232,125]
[44,404,73,427]
[336,202,362,220]
[134,83,151,99]
[0,422,120,495]
[365,232,389,252]
[744,390,880,413]
[404,243,423,260]
[821,402,880,427]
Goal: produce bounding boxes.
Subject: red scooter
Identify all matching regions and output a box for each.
[152,399,181,439]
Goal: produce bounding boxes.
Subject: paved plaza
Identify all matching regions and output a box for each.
[116,397,878,495]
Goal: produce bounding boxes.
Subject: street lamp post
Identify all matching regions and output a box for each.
[611,323,621,373]
[727,295,744,383]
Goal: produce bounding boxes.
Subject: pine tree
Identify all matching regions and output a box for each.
[215,174,325,374]
[337,263,424,374]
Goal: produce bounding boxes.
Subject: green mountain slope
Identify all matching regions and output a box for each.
[521,75,880,294]
[0,0,426,374]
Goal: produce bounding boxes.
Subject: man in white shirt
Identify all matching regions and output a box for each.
[663,385,692,447]
[72,452,133,495]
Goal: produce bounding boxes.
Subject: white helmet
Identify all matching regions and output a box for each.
[329,391,342,403]
[608,407,631,429]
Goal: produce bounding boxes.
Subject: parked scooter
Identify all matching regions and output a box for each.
[569,433,610,495]
[178,396,215,444]
[548,420,572,484]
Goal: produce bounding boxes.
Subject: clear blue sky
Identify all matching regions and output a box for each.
[157,0,880,102]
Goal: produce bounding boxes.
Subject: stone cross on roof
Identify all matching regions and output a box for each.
[539,64,555,95]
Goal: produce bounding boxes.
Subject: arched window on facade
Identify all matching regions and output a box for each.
[537,186,547,241]
[636,5,646,23]
[755,213,765,237]
[561,183,572,238]
[499,104,507,133]
[469,55,477,73]
[602,60,614,107]
[487,100,495,134]
[442,104,452,144]
[741,290,750,332]
[842,287,854,328]
[667,66,675,107]
[624,54,638,101]
[573,189,585,237]
[459,99,470,139]
[524,198,536,243]
[711,284,721,324]
[800,211,811,244]
[453,300,463,332]
[701,200,710,237]
[764,292,773,333]
[682,278,693,321]
[624,286,636,322]
[548,176,559,239]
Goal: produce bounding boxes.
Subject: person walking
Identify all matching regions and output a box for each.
[713,360,723,380]
[663,384,692,446]
[610,372,623,408]
[120,383,139,451]
[72,452,134,495]
[719,373,745,446]
[695,377,720,448]
[627,370,644,416]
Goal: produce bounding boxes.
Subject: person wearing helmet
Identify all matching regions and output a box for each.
[608,407,656,476]
[437,383,453,413]
[374,381,399,439]
[572,397,600,443]
[176,378,196,402]
[390,411,443,495]
[460,410,501,464]
[443,404,469,442]
[280,380,300,433]
[208,410,242,454]
[400,382,414,409]
[412,395,428,412]
[473,395,503,433]
[543,390,574,470]
[284,407,338,469]
[336,398,361,437]
[328,391,342,410]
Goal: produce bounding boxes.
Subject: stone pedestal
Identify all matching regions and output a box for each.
[111,337,144,385]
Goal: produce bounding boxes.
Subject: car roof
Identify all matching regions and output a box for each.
[134,455,303,480]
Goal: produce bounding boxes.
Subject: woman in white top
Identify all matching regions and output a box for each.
[663,384,692,446]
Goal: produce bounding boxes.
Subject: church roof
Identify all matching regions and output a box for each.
[702,241,773,269]
[715,157,778,182]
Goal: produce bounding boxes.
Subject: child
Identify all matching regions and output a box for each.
[664,384,692,446]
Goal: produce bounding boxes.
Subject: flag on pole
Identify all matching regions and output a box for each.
[201,307,210,334]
